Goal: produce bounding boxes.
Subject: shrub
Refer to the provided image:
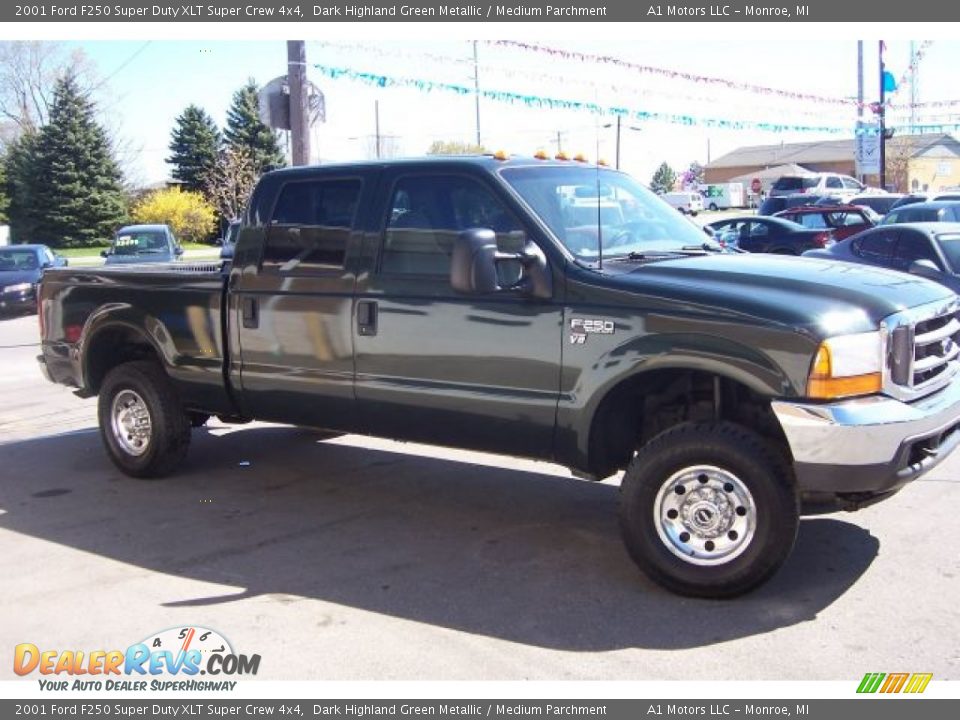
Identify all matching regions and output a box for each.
[131,186,216,244]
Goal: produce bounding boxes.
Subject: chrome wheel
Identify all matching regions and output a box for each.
[110,389,152,457]
[654,465,757,566]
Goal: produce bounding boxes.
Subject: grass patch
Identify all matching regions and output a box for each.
[55,242,215,259]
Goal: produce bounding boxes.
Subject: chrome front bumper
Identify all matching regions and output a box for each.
[772,379,960,494]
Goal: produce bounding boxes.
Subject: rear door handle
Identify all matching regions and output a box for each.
[357,300,378,337]
[242,296,259,329]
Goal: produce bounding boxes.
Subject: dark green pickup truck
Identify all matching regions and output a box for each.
[38,157,960,597]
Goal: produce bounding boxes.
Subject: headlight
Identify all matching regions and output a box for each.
[807,331,883,399]
[2,282,33,294]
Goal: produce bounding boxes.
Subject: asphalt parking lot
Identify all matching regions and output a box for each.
[1,312,958,681]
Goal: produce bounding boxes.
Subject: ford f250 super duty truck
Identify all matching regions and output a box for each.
[37,157,960,597]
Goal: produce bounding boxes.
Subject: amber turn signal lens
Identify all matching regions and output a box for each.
[807,373,882,399]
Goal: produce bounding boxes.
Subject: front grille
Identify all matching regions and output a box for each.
[886,298,960,400]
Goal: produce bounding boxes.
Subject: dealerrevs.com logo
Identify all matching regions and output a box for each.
[14,626,260,691]
[857,672,933,694]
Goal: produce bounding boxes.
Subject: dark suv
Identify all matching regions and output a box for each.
[882,201,960,226]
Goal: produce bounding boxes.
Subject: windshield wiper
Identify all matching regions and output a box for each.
[607,251,689,262]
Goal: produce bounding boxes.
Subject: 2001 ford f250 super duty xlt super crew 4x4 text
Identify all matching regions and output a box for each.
[37,156,960,597]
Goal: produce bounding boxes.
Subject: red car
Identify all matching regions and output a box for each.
[773,204,877,241]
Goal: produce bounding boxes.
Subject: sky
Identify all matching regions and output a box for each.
[54,37,960,187]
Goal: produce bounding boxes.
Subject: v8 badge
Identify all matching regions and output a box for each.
[570,317,615,344]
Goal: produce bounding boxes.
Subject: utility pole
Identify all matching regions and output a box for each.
[879,40,887,190]
[857,40,864,183]
[375,100,381,160]
[472,41,481,147]
[288,40,310,166]
[614,115,621,169]
[909,41,919,134]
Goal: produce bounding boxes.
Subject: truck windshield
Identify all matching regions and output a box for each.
[112,231,168,255]
[0,249,39,271]
[500,165,708,261]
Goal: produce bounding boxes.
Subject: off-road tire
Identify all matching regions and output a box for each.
[619,421,799,598]
[98,361,191,479]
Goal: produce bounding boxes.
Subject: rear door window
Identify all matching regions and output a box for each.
[852,230,896,264]
[264,178,362,272]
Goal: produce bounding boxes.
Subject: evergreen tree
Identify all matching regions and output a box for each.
[224,79,285,175]
[167,105,221,193]
[4,131,43,242]
[12,75,127,247]
[650,162,678,195]
[0,153,9,224]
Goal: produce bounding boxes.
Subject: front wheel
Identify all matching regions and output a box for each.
[619,422,798,598]
[98,361,191,479]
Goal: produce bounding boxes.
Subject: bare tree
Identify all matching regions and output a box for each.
[203,146,257,222]
[0,42,95,137]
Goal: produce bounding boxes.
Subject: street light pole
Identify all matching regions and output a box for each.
[879,40,887,190]
[472,41,481,147]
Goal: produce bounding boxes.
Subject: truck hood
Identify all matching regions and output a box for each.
[604,253,955,336]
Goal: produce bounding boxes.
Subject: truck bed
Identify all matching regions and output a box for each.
[39,261,236,416]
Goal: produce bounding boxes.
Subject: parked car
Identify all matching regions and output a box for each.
[770,172,868,200]
[102,224,183,265]
[757,193,828,216]
[848,193,905,216]
[773,204,877,241]
[706,215,834,254]
[0,244,67,315]
[218,220,241,260]
[881,200,960,226]
[660,191,704,215]
[37,156,960,598]
[803,223,960,294]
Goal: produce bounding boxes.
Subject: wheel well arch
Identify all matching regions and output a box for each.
[83,324,163,395]
[585,368,790,479]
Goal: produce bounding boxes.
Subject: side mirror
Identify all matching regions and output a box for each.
[215,238,224,246]
[100,250,109,258]
[174,246,184,256]
[59,257,69,267]
[909,259,941,277]
[450,228,551,299]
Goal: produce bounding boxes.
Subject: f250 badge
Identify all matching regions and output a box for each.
[570,317,615,344]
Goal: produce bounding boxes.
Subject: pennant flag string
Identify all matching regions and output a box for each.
[486,40,862,108]
[312,63,855,134]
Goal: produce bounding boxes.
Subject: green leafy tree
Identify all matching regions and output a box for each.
[167,105,221,193]
[224,79,285,175]
[426,140,488,155]
[17,75,128,247]
[132,187,216,245]
[650,162,678,195]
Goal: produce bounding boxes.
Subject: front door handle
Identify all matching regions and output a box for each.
[357,300,378,337]
[242,296,259,329]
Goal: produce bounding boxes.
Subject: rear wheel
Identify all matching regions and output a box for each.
[98,361,191,479]
[619,422,798,598]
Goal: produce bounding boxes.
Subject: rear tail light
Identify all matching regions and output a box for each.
[812,231,833,248]
[37,284,44,337]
